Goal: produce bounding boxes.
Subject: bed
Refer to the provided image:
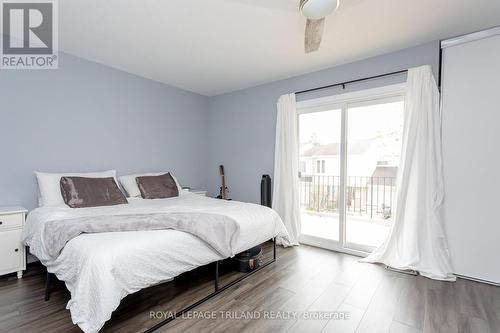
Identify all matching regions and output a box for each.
[22,192,288,333]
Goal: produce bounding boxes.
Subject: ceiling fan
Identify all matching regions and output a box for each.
[229,0,347,53]
[300,0,340,53]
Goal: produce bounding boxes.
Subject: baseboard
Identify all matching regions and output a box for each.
[456,274,500,287]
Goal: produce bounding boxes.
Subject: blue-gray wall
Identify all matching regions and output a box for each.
[0,41,440,210]
[0,53,209,209]
[206,41,440,203]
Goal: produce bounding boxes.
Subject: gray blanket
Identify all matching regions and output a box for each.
[43,212,240,259]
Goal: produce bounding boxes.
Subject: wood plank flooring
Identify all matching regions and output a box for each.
[0,243,499,333]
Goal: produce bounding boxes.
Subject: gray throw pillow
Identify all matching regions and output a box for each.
[136,173,179,199]
[60,176,128,208]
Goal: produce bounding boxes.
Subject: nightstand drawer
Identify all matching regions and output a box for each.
[0,229,23,273]
[0,213,23,230]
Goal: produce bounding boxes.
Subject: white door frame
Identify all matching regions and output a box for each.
[297,83,406,256]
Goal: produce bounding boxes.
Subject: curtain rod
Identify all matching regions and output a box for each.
[295,69,408,95]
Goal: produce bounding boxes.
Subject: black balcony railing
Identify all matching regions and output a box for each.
[299,175,396,220]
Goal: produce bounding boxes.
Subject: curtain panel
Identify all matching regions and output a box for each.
[362,65,455,281]
[273,93,301,246]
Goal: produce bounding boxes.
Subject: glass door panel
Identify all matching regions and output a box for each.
[299,109,342,242]
[345,100,404,251]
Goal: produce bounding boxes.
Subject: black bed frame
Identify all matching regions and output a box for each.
[44,237,277,332]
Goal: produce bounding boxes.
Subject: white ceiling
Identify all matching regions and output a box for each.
[60,0,500,96]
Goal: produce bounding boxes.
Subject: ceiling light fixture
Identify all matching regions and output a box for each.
[300,0,340,20]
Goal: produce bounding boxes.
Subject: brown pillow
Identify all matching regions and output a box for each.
[60,176,128,208]
[136,173,179,199]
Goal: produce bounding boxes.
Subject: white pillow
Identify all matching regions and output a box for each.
[36,170,118,207]
[118,172,184,198]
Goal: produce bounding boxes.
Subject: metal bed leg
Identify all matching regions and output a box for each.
[215,261,219,292]
[273,237,276,260]
[44,272,52,301]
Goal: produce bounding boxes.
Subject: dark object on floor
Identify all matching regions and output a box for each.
[233,245,263,272]
[261,175,272,208]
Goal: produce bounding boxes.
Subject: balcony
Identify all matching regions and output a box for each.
[299,174,396,248]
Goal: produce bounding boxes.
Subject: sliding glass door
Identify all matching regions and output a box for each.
[298,85,405,255]
[345,99,404,252]
[298,109,342,242]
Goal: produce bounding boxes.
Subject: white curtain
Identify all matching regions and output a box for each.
[362,65,455,281]
[273,93,301,246]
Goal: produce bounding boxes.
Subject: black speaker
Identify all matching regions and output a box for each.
[260,175,272,208]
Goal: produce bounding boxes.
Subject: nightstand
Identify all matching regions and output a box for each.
[189,190,207,196]
[0,206,27,279]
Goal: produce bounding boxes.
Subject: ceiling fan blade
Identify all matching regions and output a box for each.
[304,18,325,53]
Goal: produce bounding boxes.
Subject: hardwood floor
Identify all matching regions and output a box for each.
[0,244,499,333]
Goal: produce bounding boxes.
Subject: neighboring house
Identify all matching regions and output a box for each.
[300,140,377,176]
[299,140,399,219]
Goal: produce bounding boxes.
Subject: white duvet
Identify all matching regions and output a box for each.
[23,193,288,333]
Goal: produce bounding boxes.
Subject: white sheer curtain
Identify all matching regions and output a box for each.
[273,93,300,246]
[362,65,455,281]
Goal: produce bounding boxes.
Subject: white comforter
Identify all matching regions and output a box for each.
[23,193,288,333]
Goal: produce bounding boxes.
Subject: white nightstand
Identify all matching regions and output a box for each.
[0,206,27,279]
[189,190,207,196]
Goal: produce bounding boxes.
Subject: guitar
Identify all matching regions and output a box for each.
[216,165,229,200]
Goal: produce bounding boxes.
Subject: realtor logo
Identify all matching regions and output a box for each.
[1,0,58,69]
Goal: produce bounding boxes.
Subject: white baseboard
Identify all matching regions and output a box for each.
[456,274,500,287]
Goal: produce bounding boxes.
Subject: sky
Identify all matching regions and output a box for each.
[299,100,404,164]
[299,101,404,145]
